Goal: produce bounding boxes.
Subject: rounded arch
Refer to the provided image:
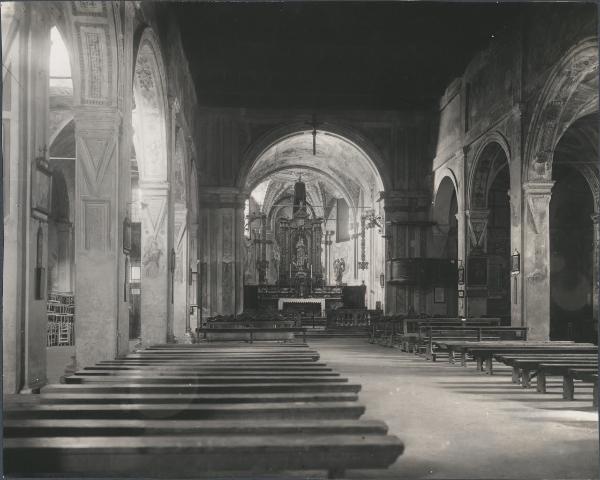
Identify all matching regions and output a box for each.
[553,112,599,213]
[236,121,391,193]
[433,172,459,226]
[525,37,599,182]
[57,2,120,107]
[132,27,169,183]
[248,163,357,213]
[468,136,511,210]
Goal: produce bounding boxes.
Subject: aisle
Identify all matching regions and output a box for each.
[311,338,599,479]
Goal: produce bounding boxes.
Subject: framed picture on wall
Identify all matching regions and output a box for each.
[434,287,445,303]
[467,255,488,287]
[31,157,52,221]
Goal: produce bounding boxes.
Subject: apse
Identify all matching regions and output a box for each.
[243,130,386,310]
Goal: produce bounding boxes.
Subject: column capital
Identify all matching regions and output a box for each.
[523,181,555,196]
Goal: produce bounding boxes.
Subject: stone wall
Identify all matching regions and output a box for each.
[430,4,598,334]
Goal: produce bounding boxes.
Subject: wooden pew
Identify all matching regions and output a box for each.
[434,341,596,373]
[493,353,597,388]
[4,418,390,437]
[399,317,502,352]
[564,368,598,407]
[4,435,403,478]
[197,327,307,343]
[5,342,404,478]
[42,382,363,394]
[425,327,528,360]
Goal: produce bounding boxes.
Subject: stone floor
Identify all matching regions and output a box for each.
[309,338,599,480]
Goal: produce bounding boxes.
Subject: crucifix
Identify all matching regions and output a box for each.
[305,113,321,155]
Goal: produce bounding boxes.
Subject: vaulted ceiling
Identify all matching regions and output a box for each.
[172,1,524,109]
[245,130,382,210]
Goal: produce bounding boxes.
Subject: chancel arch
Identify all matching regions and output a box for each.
[132,27,171,345]
[238,128,386,315]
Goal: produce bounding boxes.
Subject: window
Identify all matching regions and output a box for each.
[336,198,350,242]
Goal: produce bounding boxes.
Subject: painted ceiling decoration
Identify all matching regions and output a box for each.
[246,131,383,221]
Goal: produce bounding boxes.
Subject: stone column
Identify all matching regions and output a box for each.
[186,223,198,341]
[455,208,467,317]
[465,209,489,316]
[139,182,170,345]
[173,209,188,340]
[508,190,524,327]
[73,106,123,368]
[198,187,245,316]
[591,214,599,330]
[522,181,554,340]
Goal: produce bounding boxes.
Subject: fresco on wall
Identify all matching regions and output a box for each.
[142,239,163,278]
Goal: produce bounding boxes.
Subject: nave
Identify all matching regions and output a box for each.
[4,341,403,479]
[312,339,599,479]
[2,2,599,478]
[5,338,598,479]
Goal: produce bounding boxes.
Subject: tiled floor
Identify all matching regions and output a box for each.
[309,338,599,479]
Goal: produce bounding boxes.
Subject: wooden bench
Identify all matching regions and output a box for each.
[565,368,598,406]
[493,353,597,388]
[5,342,404,478]
[399,317,502,352]
[4,418,390,437]
[197,327,308,343]
[4,434,403,478]
[435,341,596,373]
[426,327,528,360]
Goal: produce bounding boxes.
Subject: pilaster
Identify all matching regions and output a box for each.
[73,105,123,367]
[198,187,246,316]
[591,213,599,329]
[522,181,554,340]
[139,181,170,345]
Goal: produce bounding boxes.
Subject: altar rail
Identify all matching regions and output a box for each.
[327,309,383,330]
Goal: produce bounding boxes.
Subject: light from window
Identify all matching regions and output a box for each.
[50,27,72,89]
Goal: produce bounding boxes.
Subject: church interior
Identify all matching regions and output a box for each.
[2,1,599,478]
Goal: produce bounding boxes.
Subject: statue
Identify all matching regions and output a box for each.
[243,236,255,283]
[333,258,346,285]
[271,240,281,282]
[294,237,308,270]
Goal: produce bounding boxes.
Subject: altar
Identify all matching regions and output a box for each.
[277,297,326,316]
